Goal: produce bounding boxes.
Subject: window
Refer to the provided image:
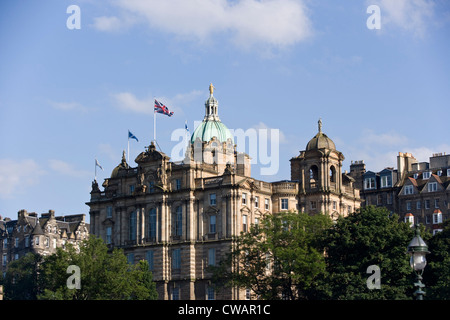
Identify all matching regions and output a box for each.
[435,199,440,208]
[310,201,317,210]
[404,185,414,195]
[175,179,181,190]
[148,181,155,193]
[242,193,247,205]
[377,194,383,206]
[423,171,431,179]
[2,239,7,249]
[245,288,251,300]
[265,198,270,210]
[433,211,443,224]
[437,170,442,176]
[406,201,411,211]
[15,238,19,248]
[148,208,157,239]
[2,254,7,266]
[45,237,49,247]
[425,199,431,209]
[381,175,391,188]
[255,196,259,208]
[416,201,421,210]
[129,211,137,241]
[127,253,134,265]
[209,215,216,233]
[364,177,376,190]
[428,182,438,192]
[333,201,337,210]
[129,184,135,194]
[348,206,352,214]
[35,236,40,246]
[210,193,216,206]
[172,287,180,300]
[52,238,57,249]
[242,215,248,232]
[254,217,259,226]
[146,251,154,271]
[106,206,113,218]
[207,286,215,300]
[387,193,393,205]
[281,199,288,210]
[447,168,450,177]
[208,248,216,266]
[426,215,431,224]
[405,214,414,225]
[175,206,182,236]
[25,236,30,248]
[172,249,181,270]
[106,226,112,244]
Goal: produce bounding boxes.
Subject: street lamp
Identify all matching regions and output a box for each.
[406,224,429,300]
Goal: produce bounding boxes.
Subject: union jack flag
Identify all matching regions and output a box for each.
[154,99,174,117]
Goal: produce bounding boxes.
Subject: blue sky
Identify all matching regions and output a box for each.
[1,0,449,219]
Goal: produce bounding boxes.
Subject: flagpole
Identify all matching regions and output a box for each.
[127,133,130,163]
[94,158,97,182]
[153,102,156,143]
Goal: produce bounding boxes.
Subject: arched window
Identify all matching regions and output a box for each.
[309,165,319,188]
[330,165,336,183]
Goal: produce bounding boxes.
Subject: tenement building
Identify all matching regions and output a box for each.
[0,210,89,276]
[86,85,361,300]
[349,152,450,234]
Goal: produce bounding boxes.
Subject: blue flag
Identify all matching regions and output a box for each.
[128,130,139,142]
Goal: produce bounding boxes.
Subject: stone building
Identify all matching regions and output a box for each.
[0,209,89,276]
[349,152,450,233]
[86,85,361,300]
[290,119,362,219]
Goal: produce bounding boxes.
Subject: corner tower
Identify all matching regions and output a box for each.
[290,119,361,219]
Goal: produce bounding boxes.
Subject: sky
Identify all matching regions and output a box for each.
[0,0,449,220]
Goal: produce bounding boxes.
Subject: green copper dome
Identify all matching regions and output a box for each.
[190,83,234,144]
[191,119,234,144]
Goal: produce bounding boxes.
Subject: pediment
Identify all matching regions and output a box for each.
[205,206,220,215]
[240,206,251,214]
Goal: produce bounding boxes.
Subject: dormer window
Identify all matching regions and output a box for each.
[364,177,376,190]
[404,185,414,195]
[423,171,431,179]
[380,175,391,188]
[428,182,438,192]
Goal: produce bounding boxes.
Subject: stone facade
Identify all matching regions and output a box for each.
[86,87,361,300]
[0,210,89,276]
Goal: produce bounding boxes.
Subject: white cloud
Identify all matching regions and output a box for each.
[112,92,153,115]
[344,128,450,172]
[0,159,46,199]
[97,0,313,49]
[49,159,91,178]
[371,0,436,37]
[49,101,89,113]
[112,90,202,115]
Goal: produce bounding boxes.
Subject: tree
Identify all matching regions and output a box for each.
[321,206,415,299]
[37,236,158,300]
[3,252,42,300]
[210,211,332,300]
[424,219,450,300]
